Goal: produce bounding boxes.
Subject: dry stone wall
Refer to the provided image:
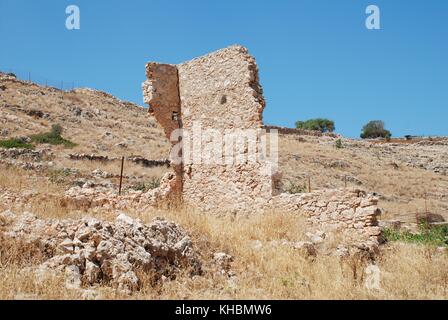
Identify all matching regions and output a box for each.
[271,188,382,248]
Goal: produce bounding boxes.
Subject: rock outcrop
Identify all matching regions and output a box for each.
[1,211,201,292]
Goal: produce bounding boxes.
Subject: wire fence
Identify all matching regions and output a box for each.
[0,66,83,91]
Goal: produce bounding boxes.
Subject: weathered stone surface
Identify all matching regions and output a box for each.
[270,188,382,250]
[142,63,180,141]
[213,252,234,276]
[379,220,402,231]
[142,45,279,214]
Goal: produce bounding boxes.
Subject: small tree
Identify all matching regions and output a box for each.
[50,124,63,136]
[295,118,335,133]
[360,120,391,139]
[335,139,343,149]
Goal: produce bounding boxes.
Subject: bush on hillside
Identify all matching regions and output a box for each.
[383,224,448,247]
[335,139,343,149]
[0,138,34,149]
[295,118,335,133]
[30,124,76,148]
[360,120,392,140]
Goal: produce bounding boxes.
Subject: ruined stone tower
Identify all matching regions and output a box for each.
[142,45,280,213]
[140,45,381,249]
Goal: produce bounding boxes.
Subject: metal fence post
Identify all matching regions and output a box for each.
[119,156,125,196]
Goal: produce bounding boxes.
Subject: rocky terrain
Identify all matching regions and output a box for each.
[1,211,201,293]
[1,72,448,299]
[0,72,170,157]
[278,134,448,223]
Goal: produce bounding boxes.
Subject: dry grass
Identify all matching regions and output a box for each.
[55,157,169,179]
[1,203,448,300]
[2,138,448,299]
[2,73,448,300]
[0,79,170,158]
[0,165,60,195]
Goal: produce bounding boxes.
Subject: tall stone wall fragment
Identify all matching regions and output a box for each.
[177,46,277,213]
[142,63,183,201]
[143,46,280,213]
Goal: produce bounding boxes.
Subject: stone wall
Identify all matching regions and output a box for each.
[141,46,382,249]
[177,46,277,213]
[143,46,279,213]
[271,188,382,248]
[142,63,180,141]
[263,125,339,138]
[142,63,183,200]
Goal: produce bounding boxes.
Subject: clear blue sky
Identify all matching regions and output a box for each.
[1,0,447,138]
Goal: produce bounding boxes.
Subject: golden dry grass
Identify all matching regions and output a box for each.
[0,79,170,158]
[2,139,448,300]
[1,165,447,300]
[55,157,169,179]
[1,204,448,300]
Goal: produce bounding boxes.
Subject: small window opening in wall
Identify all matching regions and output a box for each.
[220,95,227,104]
[172,112,179,121]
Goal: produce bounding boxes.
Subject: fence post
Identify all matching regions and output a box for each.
[119,156,125,196]
[308,176,311,193]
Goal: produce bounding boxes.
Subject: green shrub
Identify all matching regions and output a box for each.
[50,124,63,136]
[0,138,34,149]
[383,224,448,247]
[360,120,392,139]
[284,181,307,194]
[295,118,335,133]
[335,139,343,149]
[30,124,76,148]
[131,177,161,192]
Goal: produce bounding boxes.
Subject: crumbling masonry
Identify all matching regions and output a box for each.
[143,46,280,213]
[142,45,381,248]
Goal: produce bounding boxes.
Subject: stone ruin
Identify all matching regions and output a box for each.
[142,45,382,250]
[143,45,280,213]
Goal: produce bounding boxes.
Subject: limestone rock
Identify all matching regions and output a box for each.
[213,252,234,275]
[2,212,202,292]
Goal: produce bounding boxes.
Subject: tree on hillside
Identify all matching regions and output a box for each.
[295,118,335,133]
[360,120,392,139]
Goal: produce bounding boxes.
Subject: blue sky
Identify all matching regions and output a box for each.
[1,0,447,138]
